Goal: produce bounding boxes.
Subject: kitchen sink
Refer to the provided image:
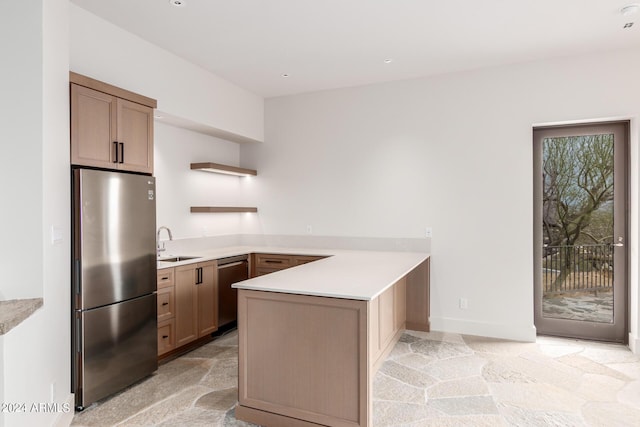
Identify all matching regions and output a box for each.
[158,256,201,263]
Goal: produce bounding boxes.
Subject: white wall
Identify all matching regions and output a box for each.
[242,47,640,342]
[69,3,264,143]
[0,0,43,301]
[1,0,72,426]
[154,122,245,241]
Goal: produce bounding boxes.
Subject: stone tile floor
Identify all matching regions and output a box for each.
[71,329,640,426]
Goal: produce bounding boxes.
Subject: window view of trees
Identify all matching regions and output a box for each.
[542,134,614,293]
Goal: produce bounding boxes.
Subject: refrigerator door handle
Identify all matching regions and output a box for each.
[74,259,81,295]
[76,316,82,354]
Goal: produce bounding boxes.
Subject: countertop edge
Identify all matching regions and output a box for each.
[157,245,430,301]
[0,298,44,336]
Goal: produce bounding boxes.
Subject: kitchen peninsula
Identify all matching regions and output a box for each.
[231,250,430,427]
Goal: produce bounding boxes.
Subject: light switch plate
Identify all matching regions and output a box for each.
[51,226,63,245]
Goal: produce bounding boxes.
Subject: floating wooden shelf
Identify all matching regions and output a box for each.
[191,206,258,213]
[191,162,257,177]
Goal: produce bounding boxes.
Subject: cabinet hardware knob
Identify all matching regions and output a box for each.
[162,335,169,339]
[162,302,169,306]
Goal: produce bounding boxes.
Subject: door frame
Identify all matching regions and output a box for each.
[533,121,629,343]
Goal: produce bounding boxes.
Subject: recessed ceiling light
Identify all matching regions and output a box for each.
[383,59,393,64]
[621,4,639,16]
[169,0,186,7]
[281,73,290,78]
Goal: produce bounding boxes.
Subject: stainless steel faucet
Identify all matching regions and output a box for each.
[157,226,173,254]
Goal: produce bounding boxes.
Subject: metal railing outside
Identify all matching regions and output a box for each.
[542,244,613,293]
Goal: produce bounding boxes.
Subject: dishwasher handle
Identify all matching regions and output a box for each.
[218,261,246,269]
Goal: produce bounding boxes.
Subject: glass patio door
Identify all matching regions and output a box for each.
[533,122,628,343]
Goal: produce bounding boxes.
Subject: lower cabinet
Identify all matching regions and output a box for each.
[175,260,218,348]
[157,318,176,355]
[250,253,326,278]
[157,268,176,356]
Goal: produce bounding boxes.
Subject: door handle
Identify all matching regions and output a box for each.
[613,237,624,247]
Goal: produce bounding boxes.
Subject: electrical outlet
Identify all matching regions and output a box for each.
[425,227,433,238]
[306,225,313,234]
[459,298,468,310]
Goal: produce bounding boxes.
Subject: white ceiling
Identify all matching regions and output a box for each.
[71,0,640,98]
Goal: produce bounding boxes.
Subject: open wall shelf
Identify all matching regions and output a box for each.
[191,206,258,213]
[191,162,257,177]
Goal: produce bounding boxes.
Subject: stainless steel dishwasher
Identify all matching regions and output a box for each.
[217,255,249,330]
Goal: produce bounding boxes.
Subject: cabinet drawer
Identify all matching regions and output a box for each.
[157,286,175,322]
[157,268,174,289]
[291,255,326,266]
[158,318,175,356]
[255,267,281,277]
[255,254,292,269]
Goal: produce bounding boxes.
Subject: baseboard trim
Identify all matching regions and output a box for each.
[629,332,640,355]
[53,393,74,427]
[429,316,537,342]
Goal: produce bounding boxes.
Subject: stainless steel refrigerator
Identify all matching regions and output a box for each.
[72,168,158,410]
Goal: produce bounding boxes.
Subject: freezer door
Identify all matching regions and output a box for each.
[74,169,156,310]
[74,294,157,409]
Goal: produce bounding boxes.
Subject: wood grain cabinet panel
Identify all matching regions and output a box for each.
[406,259,430,332]
[175,265,199,347]
[291,255,326,266]
[157,286,175,322]
[116,98,154,173]
[175,260,218,348]
[250,253,327,277]
[255,254,292,269]
[70,73,155,174]
[157,268,176,356]
[157,319,175,355]
[236,258,429,427]
[71,84,117,169]
[197,261,218,337]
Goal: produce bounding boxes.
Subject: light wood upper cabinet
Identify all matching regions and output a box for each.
[70,85,117,169]
[116,98,154,173]
[70,72,155,174]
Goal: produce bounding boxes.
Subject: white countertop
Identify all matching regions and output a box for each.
[158,246,429,301]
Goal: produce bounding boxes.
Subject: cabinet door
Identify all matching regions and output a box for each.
[117,99,154,174]
[197,261,218,337]
[157,286,175,322]
[71,84,117,168]
[175,265,198,347]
